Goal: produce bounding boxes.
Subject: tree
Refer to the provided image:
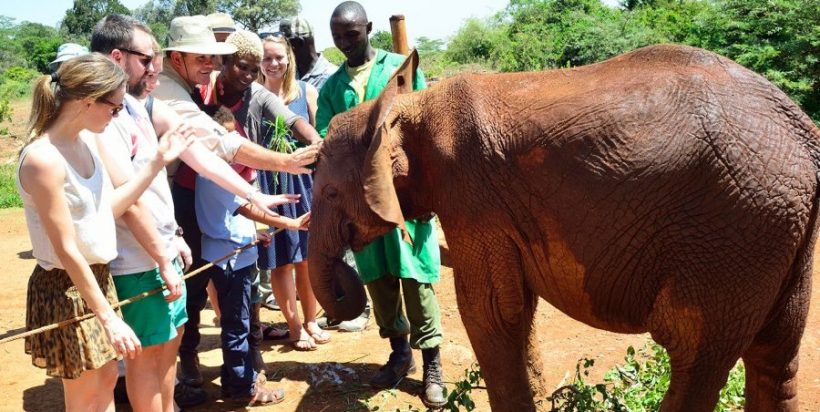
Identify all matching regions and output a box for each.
[370,30,392,52]
[701,0,820,123]
[15,22,64,73]
[133,0,177,47]
[415,36,444,54]
[445,17,499,65]
[175,0,216,15]
[61,0,130,41]
[217,0,299,33]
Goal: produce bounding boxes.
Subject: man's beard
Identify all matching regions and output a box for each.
[126,68,149,97]
[127,78,148,97]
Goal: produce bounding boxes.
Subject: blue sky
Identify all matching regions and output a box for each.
[2,0,622,50]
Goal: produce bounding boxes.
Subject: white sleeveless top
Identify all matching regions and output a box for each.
[16,135,118,270]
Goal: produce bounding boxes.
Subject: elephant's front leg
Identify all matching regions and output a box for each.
[452,234,543,412]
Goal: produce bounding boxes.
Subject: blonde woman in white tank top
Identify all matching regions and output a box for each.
[17,53,192,412]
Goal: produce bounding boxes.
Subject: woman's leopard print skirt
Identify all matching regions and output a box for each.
[25,264,119,379]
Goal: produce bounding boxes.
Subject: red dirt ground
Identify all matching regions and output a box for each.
[0,206,818,411]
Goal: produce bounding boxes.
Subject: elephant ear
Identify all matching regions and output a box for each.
[361,50,420,244]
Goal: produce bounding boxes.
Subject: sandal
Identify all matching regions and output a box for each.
[228,384,285,407]
[262,325,290,341]
[290,329,317,351]
[304,322,331,344]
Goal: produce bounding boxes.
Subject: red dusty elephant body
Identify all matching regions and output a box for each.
[308,44,820,411]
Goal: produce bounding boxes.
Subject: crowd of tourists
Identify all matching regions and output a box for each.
[17,1,447,410]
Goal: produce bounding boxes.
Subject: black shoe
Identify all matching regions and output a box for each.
[113,375,129,404]
[174,382,207,408]
[370,336,417,389]
[421,347,447,409]
[178,352,204,387]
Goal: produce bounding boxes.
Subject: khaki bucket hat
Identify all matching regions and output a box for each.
[165,15,237,55]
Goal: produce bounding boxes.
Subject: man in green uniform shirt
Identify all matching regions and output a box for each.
[316,2,446,408]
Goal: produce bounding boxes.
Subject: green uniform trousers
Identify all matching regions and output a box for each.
[366,275,442,349]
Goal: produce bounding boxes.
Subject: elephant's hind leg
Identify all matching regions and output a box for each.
[658,345,741,412]
[741,269,811,412]
[649,288,750,411]
[452,235,543,412]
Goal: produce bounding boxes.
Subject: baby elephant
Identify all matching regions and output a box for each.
[308,44,820,411]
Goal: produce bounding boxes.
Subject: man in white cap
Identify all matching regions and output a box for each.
[48,43,89,73]
[153,15,320,405]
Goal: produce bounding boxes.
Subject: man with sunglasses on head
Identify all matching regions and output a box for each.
[89,14,193,411]
[279,16,338,90]
[90,14,308,409]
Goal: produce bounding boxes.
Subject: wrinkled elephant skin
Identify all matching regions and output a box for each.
[308,45,820,412]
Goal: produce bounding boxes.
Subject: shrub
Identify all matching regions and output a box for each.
[0,163,22,208]
[548,341,745,411]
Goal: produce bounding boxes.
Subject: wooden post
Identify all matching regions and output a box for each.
[389,15,409,55]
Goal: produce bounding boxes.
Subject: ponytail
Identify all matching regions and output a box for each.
[21,52,127,150]
[26,75,60,142]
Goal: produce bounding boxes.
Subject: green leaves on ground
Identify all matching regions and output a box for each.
[548,342,745,412]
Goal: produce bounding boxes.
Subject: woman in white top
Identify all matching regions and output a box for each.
[17,52,192,412]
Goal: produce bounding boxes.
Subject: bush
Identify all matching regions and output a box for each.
[1,66,39,98]
[321,47,346,66]
[0,163,22,208]
[548,341,745,411]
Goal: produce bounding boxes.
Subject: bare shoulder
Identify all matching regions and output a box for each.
[306,83,318,99]
[19,139,66,190]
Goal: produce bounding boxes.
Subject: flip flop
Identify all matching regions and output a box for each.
[262,325,290,341]
[290,330,317,351]
[304,323,331,344]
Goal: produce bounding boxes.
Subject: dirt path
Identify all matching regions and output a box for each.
[0,207,818,411]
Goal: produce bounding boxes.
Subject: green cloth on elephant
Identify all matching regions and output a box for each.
[316,49,427,138]
[316,49,439,285]
[354,218,441,284]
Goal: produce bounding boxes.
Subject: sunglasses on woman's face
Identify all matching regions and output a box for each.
[98,98,125,116]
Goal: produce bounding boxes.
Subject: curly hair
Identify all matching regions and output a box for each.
[225,29,263,62]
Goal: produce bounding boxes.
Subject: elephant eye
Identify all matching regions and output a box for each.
[323,185,339,201]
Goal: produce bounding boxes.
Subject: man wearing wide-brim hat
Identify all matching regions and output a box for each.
[152,14,321,407]
[207,12,236,42]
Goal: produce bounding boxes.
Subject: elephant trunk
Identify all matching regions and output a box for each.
[308,235,367,322]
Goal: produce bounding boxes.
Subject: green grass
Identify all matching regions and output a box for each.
[0,163,22,208]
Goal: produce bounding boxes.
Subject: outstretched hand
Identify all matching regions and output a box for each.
[283,143,321,174]
[294,211,311,231]
[250,192,300,216]
[156,123,195,165]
